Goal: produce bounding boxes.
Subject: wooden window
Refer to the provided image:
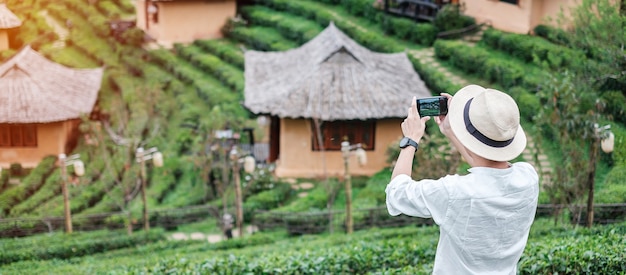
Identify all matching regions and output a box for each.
[311,120,375,151]
[0,124,37,147]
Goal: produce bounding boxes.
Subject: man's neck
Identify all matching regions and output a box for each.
[473,158,511,169]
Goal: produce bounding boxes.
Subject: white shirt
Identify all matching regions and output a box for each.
[386,162,539,274]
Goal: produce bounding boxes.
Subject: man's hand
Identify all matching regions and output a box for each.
[402,96,430,143]
[434,93,453,138]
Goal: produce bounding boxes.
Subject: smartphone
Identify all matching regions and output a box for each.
[416,96,448,117]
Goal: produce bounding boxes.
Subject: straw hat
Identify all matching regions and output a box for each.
[448,85,526,162]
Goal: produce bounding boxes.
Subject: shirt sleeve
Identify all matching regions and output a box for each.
[385,174,451,224]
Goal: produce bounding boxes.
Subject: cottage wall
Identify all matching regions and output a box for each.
[274,118,403,178]
[0,30,9,51]
[135,0,236,45]
[0,121,71,168]
[462,0,575,34]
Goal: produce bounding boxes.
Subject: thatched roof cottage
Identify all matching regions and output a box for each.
[244,22,431,178]
[0,46,103,168]
[0,3,21,51]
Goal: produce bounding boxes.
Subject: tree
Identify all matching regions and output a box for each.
[536,0,624,227]
[535,72,603,227]
[83,83,165,234]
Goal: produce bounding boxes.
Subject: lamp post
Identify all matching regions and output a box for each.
[135,147,163,232]
[341,141,367,234]
[58,153,85,234]
[229,146,255,237]
[586,124,614,227]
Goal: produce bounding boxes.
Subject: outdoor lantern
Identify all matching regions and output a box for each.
[73,160,85,177]
[355,148,367,167]
[601,132,615,153]
[152,152,164,167]
[243,156,256,173]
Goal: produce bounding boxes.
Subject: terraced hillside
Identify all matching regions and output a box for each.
[0,0,624,237]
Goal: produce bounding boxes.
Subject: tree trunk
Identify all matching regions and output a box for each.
[586,137,599,228]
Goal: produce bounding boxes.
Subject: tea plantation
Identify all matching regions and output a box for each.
[0,0,625,273]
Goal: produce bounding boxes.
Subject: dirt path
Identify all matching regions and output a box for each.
[169,225,259,243]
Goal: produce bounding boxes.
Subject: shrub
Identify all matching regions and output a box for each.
[601,90,626,124]
[481,28,585,70]
[533,24,570,45]
[602,165,626,187]
[9,163,24,177]
[508,86,540,122]
[0,156,57,217]
[595,180,626,203]
[244,182,294,221]
[0,229,165,265]
[408,54,462,96]
[433,4,475,33]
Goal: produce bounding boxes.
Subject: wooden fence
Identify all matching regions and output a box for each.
[1,204,625,238]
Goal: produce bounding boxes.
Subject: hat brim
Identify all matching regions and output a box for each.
[448,85,526,162]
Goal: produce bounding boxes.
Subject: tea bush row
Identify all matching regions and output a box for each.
[0,229,165,265]
[481,28,586,70]
[174,44,244,92]
[259,0,438,46]
[8,171,61,217]
[193,39,245,70]
[149,49,239,106]
[434,40,544,91]
[252,0,404,53]
[0,156,56,217]
[227,25,298,51]
[240,5,324,45]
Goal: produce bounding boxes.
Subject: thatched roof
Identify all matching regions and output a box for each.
[244,22,431,121]
[0,4,21,29]
[0,46,104,123]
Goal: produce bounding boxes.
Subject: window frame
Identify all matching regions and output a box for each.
[311,120,375,151]
[0,124,38,147]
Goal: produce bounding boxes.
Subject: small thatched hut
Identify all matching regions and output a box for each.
[244,22,431,178]
[0,46,104,168]
[0,3,21,51]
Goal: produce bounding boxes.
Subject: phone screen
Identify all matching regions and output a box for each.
[416,97,447,117]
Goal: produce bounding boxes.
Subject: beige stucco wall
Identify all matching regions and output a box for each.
[135,0,236,45]
[0,121,70,168]
[0,30,9,51]
[462,0,576,34]
[274,118,403,178]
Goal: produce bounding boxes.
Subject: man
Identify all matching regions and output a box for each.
[386,85,539,274]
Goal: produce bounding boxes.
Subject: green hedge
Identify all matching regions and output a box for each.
[241,6,324,46]
[533,24,570,46]
[434,40,543,90]
[518,223,626,273]
[265,0,438,46]
[407,54,463,96]
[0,229,165,265]
[252,0,407,51]
[174,44,244,92]
[8,171,61,217]
[193,39,245,70]
[227,25,298,51]
[243,182,294,221]
[0,156,57,217]
[481,28,586,70]
[601,90,626,125]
